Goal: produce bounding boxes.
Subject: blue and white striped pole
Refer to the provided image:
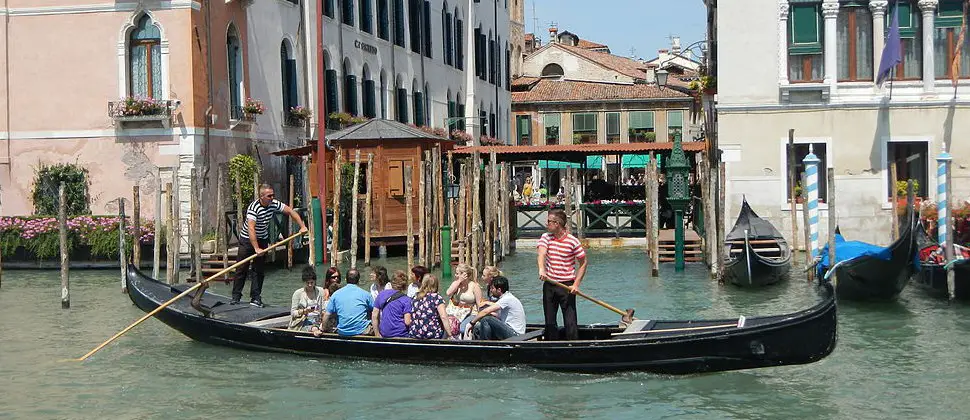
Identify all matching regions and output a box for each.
[804,147,821,258]
[937,146,952,248]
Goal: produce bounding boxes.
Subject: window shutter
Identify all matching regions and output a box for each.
[457,103,465,129]
[668,110,683,127]
[344,75,358,115]
[362,80,376,117]
[423,1,432,58]
[396,88,409,123]
[378,0,389,39]
[395,0,406,47]
[456,19,464,70]
[789,4,822,55]
[325,69,339,117]
[388,160,405,196]
[489,112,496,137]
[413,91,424,126]
[343,0,355,25]
[285,59,299,110]
[361,0,372,33]
[325,0,335,18]
[444,13,453,65]
[410,0,421,53]
[447,101,456,129]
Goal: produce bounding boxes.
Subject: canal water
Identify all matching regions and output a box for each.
[2,249,969,419]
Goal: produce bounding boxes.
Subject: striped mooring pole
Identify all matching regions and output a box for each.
[804,146,821,258]
[937,145,952,247]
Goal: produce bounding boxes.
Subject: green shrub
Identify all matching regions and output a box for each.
[229,155,260,205]
[31,162,91,216]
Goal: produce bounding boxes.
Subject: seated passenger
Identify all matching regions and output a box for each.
[408,274,452,339]
[481,266,502,303]
[324,267,342,296]
[372,270,413,338]
[316,268,374,337]
[368,265,392,300]
[446,263,484,339]
[290,266,328,332]
[469,276,526,340]
[407,265,430,298]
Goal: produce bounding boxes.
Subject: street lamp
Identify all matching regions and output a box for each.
[656,69,670,90]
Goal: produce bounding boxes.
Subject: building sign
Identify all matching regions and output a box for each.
[355,40,378,55]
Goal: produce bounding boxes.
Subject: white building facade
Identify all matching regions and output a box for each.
[717,0,970,245]
[308,0,512,142]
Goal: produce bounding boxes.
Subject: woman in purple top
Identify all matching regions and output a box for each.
[408,274,452,340]
[372,270,413,338]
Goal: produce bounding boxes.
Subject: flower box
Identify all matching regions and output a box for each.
[108,98,174,127]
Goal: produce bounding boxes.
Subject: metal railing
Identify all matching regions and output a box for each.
[515,202,648,239]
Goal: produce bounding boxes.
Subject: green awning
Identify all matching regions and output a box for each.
[539,160,580,169]
[586,156,602,168]
[621,154,662,168]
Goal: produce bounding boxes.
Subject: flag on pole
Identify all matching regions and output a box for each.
[877,0,902,84]
[950,1,969,86]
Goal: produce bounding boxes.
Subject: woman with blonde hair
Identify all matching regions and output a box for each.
[446,263,484,338]
[481,266,502,302]
[407,274,451,339]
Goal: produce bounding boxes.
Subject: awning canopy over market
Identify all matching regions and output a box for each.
[451,141,705,165]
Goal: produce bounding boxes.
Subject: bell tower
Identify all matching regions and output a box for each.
[510,0,526,77]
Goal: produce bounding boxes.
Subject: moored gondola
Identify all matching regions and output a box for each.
[817,212,918,301]
[125,265,837,374]
[914,222,970,300]
[721,199,792,287]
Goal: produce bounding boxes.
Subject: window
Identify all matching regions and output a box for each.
[892,1,923,80]
[387,159,407,196]
[628,111,655,142]
[227,26,243,120]
[394,0,406,47]
[541,63,564,78]
[572,113,597,144]
[455,15,464,70]
[605,112,620,144]
[505,45,511,90]
[413,90,424,126]
[362,76,376,118]
[489,112,496,138]
[474,27,484,79]
[324,0,335,18]
[787,143,829,203]
[456,102,465,130]
[934,0,970,79]
[409,0,421,53]
[489,37,496,84]
[423,1,432,58]
[788,4,823,82]
[360,0,373,33]
[837,4,873,81]
[887,142,928,198]
[544,113,560,145]
[378,0,389,40]
[516,115,531,145]
[380,73,387,118]
[325,69,339,122]
[343,64,358,116]
[443,7,453,65]
[447,98,457,130]
[396,87,408,123]
[128,15,162,98]
[667,110,683,141]
[281,42,299,113]
[341,0,355,26]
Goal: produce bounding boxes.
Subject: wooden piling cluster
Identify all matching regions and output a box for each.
[445,151,511,270]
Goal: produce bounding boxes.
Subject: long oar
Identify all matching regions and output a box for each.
[75,231,305,362]
[541,277,635,324]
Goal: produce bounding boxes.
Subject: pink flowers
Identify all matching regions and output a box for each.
[113,97,167,117]
[243,98,265,115]
[290,106,313,120]
[0,215,156,244]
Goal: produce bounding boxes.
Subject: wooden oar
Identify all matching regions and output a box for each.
[541,277,635,324]
[75,231,305,362]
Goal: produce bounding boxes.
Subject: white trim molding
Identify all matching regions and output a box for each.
[117,9,171,100]
[1,2,201,16]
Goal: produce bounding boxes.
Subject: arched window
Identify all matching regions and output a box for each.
[129,15,162,98]
[442,2,452,66]
[343,61,358,116]
[227,25,244,119]
[541,63,564,79]
[324,52,339,126]
[281,40,298,112]
[412,79,424,127]
[454,12,464,70]
[395,76,408,123]
[362,65,376,118]
[380,70,388,119]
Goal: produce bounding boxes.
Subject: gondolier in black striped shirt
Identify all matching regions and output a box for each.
[231,183,307,307]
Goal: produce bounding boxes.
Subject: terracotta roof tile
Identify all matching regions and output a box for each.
[577,39,608,50]
[525,33,535,41]
[511,78,689,103]
[511,76,541,88]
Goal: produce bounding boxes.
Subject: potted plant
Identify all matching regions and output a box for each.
[112,97,168,119]
[894,179,921,208]
[450,129,473,144]
[289,106,313,121]
[243,98,265,116]
[794,182,804,203]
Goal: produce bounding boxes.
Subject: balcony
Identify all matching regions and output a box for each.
[108,98,175,128]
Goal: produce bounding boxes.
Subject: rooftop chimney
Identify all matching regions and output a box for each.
[671,36,682,54]
[548,26,558,43]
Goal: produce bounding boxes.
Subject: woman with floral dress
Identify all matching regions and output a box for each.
[408,274,452,339]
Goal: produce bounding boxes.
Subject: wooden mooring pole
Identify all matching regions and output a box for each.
[890,161,899,240]
[405,163,415,270]
[190,167,201,282]
[827,168,837,281]
[288,174,295,269]
[717,162,726,277]
[472,152,482,269]
[118,196,127,293]
[647,153,660,277]
[787,130,800,265]
[418,153,427,267]
[350,150,361,269]
[165,182,175,285]
[59,183,70,308]
[331,148,343,265]
[133,185,141,268]
[218,167,228,278]
[364,153,373,266]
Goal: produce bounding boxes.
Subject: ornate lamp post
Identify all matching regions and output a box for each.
[666,131,692,271]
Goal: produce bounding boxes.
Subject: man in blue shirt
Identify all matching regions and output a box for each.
[316,269,374,336]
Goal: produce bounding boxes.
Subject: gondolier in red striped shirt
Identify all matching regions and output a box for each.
[537,208,588,341]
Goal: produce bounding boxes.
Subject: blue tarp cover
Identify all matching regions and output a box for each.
[816,233,917,277]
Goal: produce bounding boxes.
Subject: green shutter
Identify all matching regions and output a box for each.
[789,4,822,55]
[344,75,358,115]
[360,0,372,33]
[889,2,919,38]
[629,111,655,129]
[362,80,376,118]
[396,88,408,123]
[413,92,424,126]
[936,0,965,28]
[325,70,339,116]
[607,112,620,135]
[457,103,465,129]
[325,0,334,18]
[668,110,683,128]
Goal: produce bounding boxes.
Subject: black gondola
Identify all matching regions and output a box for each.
[818,212,918,301]
[721,199,793,287]
[914,223,970,300]
[125,265,837,374]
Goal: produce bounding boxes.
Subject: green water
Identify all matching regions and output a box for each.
[2,249,969,419]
